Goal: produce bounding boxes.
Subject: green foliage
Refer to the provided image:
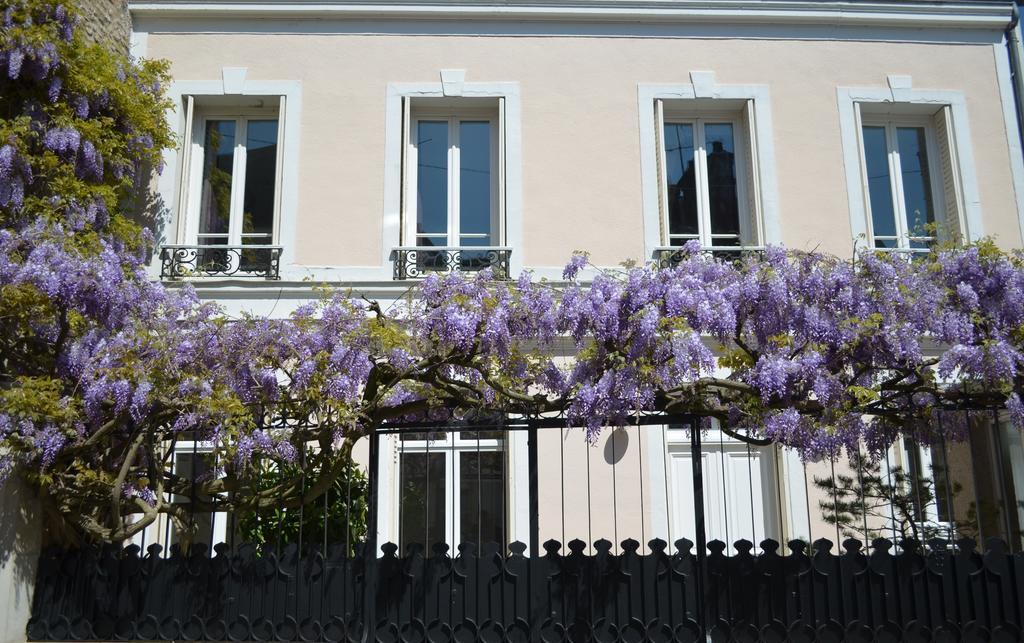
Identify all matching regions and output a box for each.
[236,455,368,554]
[813,449,969,544]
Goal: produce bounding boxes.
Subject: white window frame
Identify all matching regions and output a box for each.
[638,78,780,261]
[656,109,754,249]
[405,107,503,248]
[647,423,781,548]
[154,78,301,280]
[131,439,230,552]
[381,431,511,551]
[837,82,983,248]
[893,437,954,538]
[184,106,284,247]
[857,116,946,252]
[383,81,522,278]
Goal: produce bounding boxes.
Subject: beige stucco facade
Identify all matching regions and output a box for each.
[130,0,1024,555]
[143,30,1024,270]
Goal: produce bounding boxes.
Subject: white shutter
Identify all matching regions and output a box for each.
[400,96,411,245]
[740,100,762,245]
[498,96,506,246]
[933,105,964,243]
[654,99,667,244]
[852,102,873,245]
[176,94,194,243]
[273,95,286,244]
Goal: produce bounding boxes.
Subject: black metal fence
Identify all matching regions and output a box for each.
[26,414,1024,641]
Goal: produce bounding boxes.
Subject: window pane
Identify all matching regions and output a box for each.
[198,120,236,241]
[664,123,699,237]
[459,121,492,241]
[170,452,217,550]
[929,444,953,523]
[897,127,935,238]
[417,121,449,240]
[704,123,740,237]
[862,126,897,243]
[241,119,278,243]
[460,451,505,547]
[399,452,446,552]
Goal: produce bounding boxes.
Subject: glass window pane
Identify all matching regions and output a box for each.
[460,451,505,547]
[459,121,492,241]
[170,452,216,550]
[704,123,740,237]
[241,119,278,243]
[416,121,449,240]
[198,120,236,242]
[663,123,699,237]
[896,127,936,238]
[399,431,448,442]
[862,126,897,243]
[399,452,446,552]
[459,430,503,441]
[928,444,953,523]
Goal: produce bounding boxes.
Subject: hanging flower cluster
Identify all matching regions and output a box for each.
[3,0,1024,543]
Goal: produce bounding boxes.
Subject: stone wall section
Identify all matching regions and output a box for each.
[76,0,130,53]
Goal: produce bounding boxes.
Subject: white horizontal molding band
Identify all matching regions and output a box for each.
[128,1,1012,29]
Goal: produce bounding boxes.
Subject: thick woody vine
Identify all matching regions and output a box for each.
[3,0,1024,544]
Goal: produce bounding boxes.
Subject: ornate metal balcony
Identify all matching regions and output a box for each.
[159,245,282,280]
[655,245,766,268]
[391,246,512,280]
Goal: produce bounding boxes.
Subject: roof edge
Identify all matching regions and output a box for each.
[128,0,1015,30]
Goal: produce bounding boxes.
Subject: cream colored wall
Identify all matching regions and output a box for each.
[148,33,1023,266]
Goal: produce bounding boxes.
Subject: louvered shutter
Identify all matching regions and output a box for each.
[400,95,411,244]
[498,96,506,245]
[273,95,286,244]
[654,99,667,244]
[740,99,762,245]
[932,105,964,243]
[176,95,194,242]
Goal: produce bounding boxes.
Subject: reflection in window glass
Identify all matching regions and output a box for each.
[862,126,897,245]
[170,452,216,550]
[198,120,236,243]
[416,121,449,248]
[903,440,951,524]
[399,452,446,552]
[896,127,935,240]
[459,121,492,242]
[241,119,278,244]
[663,123,698,238]
[704,123,739,240]
[460,451,505,547]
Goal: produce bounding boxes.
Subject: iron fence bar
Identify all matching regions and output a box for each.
[968,411,987,547]
[365,429,380,641]
[528,420,539,557]
[688,415,708,636]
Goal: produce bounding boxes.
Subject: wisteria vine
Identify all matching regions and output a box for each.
[2,0,1024,543]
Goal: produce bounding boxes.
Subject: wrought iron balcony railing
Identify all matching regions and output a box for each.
[655,245,766,268]
[159,245,283,280]
[391,246,512,280]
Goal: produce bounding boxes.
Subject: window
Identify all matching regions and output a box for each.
[130,440,230,553]
[902,438,953,527]
[193,116,279,249]
[168,447,229,549]
[655,100,762,254]
[391,430,508,551]
[857,107,963,252]
[661,422,779,545]
[397,99,508,276]
[171,97,285,278]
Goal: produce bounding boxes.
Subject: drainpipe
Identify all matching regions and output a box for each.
[1005,4,1024,155]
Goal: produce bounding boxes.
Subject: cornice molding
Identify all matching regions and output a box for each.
[129,1,1014,30]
